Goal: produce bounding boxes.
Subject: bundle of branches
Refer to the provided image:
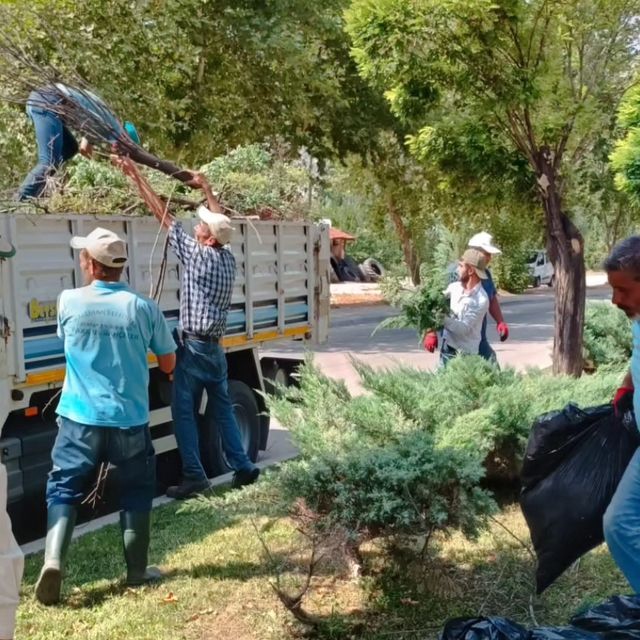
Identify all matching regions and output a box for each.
[0,160,201,217]
[376,263,450,336]
[0,10,192,184]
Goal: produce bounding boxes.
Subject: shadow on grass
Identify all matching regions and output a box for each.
[19,496,629,639]
[272,526,628,639]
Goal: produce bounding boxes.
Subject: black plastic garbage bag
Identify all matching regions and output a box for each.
[570,595,640,637]
[439,617,529,640]
[519,401,638,594]
[440,617,601,640]
[438,596,640,640]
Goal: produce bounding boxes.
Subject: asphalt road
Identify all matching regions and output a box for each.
[266,284,613,393]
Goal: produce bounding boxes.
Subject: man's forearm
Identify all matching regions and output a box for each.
[202,184,223,214]
[127,172,175,229]
[489,296,504,324]
[622,369,634,388]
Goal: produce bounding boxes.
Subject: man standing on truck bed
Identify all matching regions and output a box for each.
[35,227,176,605]
[114,156,260,499]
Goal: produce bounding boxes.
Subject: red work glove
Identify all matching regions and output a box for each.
[614,386,634,416]
[423,332,438,353]
[497,322,509,342]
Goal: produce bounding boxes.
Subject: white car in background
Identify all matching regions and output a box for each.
[527,250,555,287]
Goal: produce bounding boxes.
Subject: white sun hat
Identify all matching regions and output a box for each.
[468,231,502,255]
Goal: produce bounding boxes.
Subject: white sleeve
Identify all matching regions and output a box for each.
[443,295,487,338]
[0,463,22,639]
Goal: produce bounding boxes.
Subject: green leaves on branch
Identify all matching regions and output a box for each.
[612,87,640,197]
[199,144,311,218]
[376,263,450,336]
[0,0,391,180]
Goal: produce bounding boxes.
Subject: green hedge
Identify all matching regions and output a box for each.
[583,301,632,369]
[266,357,623,555]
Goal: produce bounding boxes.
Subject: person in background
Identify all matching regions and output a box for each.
[467,232,509,363]
[113,155,261,500]
[424,249,489,365]
[602,236,640,592]
[0,461,22,639]
[35,227,176,605]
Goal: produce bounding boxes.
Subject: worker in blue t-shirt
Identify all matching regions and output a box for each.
[34,227,176,606]
[467,232,509,363]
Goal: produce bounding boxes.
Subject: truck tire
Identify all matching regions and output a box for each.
[534,276,541,288]
[199,380,261,477]
[361,257,385,282]
[261,360,290,396]
[547,275,555,287]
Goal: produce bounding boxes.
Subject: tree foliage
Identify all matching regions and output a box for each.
[610,84,640,204]
[0,0,392,185]
[345,0,640,374]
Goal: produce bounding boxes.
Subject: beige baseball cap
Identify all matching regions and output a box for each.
[70,227,128,267]
[461,248,488,279]
[197,205,234,245]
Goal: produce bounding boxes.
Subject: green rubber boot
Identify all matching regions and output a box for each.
[35,504,77,605]
[120,511,163,586]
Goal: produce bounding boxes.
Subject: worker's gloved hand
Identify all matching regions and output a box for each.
[497,322,509,342]
[423,332,438,353]
[613,386,634,417]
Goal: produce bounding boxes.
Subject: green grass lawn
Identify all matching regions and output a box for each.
[16,497,630,640]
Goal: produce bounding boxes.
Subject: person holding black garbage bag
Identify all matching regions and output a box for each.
[603,236,640,592]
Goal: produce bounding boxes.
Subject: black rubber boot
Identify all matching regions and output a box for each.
[120,510,163,586]
[35,504,77,605]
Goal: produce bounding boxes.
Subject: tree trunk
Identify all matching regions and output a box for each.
[535,148,585,376]
[387,197,421,285]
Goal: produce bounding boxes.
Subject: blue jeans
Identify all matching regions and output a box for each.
[439,340,459,367]
[18,91,78,200]
[171,335,254,481]
[604,448,640,592]
[46,416,155,512]
[478,337,498,364]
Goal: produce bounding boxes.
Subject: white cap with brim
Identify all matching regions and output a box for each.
[198,205,234,245]
[468,231,502,255]
[70,227,128,268]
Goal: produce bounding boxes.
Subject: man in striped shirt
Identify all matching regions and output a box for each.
[114,156,260,499]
